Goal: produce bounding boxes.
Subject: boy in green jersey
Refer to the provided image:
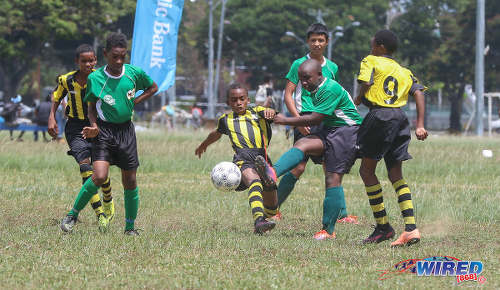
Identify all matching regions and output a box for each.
[278,23,357,224]
[265,59,361,240]
[60,32,158,235]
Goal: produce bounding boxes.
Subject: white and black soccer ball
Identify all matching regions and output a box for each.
[210,161,242,191]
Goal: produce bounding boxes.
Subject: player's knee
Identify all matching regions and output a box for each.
[91,173,107,186]
[359,166,373,180]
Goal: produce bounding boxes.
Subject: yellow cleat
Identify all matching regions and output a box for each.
[98,213,109,233]
[103,200,115,222]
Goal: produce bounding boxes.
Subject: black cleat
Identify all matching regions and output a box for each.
[254,217,276,234]
[362,224,395,244]
[254,156,277,190]
[60,215,78,233]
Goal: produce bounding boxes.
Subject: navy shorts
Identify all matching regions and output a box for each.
[233,148,272,191]
[318,125,359,174]
[92,119,139,170]
[293,112,323,164]
[357,107,412,170]
[65,118,92,163]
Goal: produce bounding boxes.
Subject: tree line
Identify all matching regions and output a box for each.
[1,0,499,131]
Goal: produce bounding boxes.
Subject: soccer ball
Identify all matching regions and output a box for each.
[210,161,242,191]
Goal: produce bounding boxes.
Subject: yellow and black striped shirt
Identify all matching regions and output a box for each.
[53,70,93,121]
[216,106,272,152]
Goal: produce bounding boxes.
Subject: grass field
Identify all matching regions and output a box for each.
[0,128,499,289]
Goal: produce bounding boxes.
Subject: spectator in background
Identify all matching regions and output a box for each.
[34,94,51,142]
[191,103,203,129]
[2,95,25,141]
[255,76,273,106]
[163,100,175,129]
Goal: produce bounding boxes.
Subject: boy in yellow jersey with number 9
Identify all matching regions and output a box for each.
[354,29,428,246]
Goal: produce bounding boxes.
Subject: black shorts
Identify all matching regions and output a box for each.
[293,112,323,164]
[92,119,139,170]
[65,118,92,163]
[317,125,359,174]
[232,148,272,191]
[357,107,412,170]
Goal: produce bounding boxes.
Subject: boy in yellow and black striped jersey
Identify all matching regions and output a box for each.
[48,44,114,231]
[354,30,428,246]
[195,83,278,234]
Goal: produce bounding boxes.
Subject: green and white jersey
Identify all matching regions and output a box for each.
[286,54,339,113]
[85,64,154,123]
[310,78,362,128]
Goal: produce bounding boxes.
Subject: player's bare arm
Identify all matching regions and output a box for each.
[133,82,159,105]
[414,89,428,141]
[47,97,62,138]
[195,130,222,158]
[274,112,324,127]
[284,80,310,135]
[354,82,372,106]
[82,102,99,139]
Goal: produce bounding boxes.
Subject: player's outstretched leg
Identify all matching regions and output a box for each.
[61,178,100,233]
[80,163,106,220]
[101,177,115,222]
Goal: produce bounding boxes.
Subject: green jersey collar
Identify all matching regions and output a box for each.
[104,65,125,79]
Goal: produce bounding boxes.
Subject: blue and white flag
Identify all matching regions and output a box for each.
[131,0,184,93]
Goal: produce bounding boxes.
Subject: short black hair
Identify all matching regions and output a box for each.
[226,83,247,100]
[374,29,398,54]
[75,44,95,59]
[306,23,329,40]
[105,32,128,51]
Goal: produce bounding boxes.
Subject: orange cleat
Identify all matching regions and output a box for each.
[337,215,359,224]
[313,229,336,240]
[269,211,283,221]
[390,229,421,247]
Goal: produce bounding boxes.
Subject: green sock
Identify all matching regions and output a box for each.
[274,148,305,177]
[68,178,99,217]
[277,172,299,206]
[124,187,139,231]
[323,187,346,234]
[339,207,348,219]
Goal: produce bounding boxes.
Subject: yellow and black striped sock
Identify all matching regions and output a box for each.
[80,163,93,184]
[79,163,103,217]
[264,205,278,218]
[101,177,113,203]
[393,179,416,232]
[366,183,388,226]
[248,180,265,222]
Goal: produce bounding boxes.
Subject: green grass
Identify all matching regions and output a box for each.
[0,129,499,289]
